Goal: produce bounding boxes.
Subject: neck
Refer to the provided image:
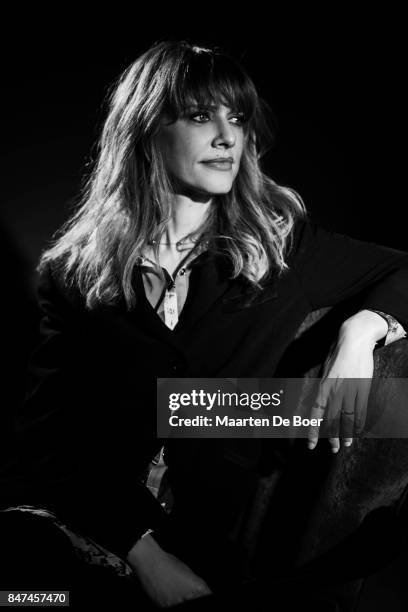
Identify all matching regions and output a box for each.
[162,193,213,245]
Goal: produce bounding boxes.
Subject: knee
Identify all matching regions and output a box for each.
[0,509,79,589]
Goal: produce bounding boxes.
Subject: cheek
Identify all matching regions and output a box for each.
[158,128,191,174]
[234,138,245,173]
[169,135,197,170]
[162,142,187,177]
[238,133,245,157]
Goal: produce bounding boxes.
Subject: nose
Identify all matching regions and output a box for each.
[212,118,235,149]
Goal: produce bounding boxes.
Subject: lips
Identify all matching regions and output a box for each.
[201,157,234,164]
[201,158,234,171]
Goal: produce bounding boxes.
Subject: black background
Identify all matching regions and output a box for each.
[2,13,406,430]
[1,13,407,609]
[2,14,406,273]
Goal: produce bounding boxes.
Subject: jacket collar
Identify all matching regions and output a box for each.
[127,251,279,349]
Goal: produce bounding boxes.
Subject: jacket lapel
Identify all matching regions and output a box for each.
[175,252,233,335]
[176,254,280,330]
[127,252,280,348]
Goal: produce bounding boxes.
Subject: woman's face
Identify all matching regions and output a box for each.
[158,103,246,199]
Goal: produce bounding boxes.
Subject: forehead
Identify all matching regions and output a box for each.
[163,48,258,123]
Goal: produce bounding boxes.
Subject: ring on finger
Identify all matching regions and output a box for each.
[312,402,327,410]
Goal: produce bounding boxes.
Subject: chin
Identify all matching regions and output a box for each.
[201,179,234,195]
[213,187,233,195]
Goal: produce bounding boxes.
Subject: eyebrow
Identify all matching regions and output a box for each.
[186,103,243,113]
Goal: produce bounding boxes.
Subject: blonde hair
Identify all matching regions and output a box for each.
[40,40,306,309]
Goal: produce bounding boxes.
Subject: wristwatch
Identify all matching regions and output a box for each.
[368,309,407,346]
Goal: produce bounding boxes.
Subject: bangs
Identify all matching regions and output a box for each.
[165,47,259,123]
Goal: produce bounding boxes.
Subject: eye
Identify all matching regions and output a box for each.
[229,113,246,126]
[189,112,210,123]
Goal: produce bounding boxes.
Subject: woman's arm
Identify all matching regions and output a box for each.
[290,219,408,451]
[290,218,408,329]
[126,533,212,608]
[14,262,170,560]
[11,263,213,606]
[307,311,385,452]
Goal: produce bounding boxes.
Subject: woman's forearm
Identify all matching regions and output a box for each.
[126,533,212,607]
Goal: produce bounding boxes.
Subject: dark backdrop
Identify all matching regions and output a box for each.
[1,16,405,449]
[0,17,408,454]
[3,20,406,268]
[1,16,407,609]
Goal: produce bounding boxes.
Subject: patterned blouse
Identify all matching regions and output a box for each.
[138,241,208,330]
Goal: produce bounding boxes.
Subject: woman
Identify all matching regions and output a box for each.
[2,40,408,608]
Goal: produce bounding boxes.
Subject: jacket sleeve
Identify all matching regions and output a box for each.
[14,262,170,560]
[289,218,408,331]
[366,309,407,346]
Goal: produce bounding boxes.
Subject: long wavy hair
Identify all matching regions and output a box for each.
[39,40,306,309]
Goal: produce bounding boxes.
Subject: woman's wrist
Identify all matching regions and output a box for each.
[339,309,388,346]
[126,532,163,569]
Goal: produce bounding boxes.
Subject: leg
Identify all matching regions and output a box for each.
[0,509,155,608]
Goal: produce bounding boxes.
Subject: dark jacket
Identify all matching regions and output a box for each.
[5,217,408,562]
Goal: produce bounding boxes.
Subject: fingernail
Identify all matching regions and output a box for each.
[308,442,316,450]
[344,441,352,447]
[331,447,339,454]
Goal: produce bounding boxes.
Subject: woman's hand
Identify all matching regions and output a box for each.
[126,533,212,608]
[307,310,388,453]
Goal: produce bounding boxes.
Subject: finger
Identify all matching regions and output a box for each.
[308,402,326,449]
[325,384,343,453]
[308,378,335,449]
[329,437,340,453]
[340,380,357,447]
[354,378,371,435]
[315,376,334,407]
